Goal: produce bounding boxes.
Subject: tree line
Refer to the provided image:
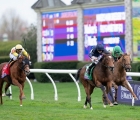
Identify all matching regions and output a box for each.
[0,8,32,41]
[0,8,37,66]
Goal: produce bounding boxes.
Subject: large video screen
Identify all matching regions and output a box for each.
[84,6,125,61]
[42,10,77,61]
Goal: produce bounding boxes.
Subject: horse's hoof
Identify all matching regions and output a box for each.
[2,93,5,96]
[20,105,22,106]
[6,93,12,97]
[109,103,114,107]
[22,96,26,99]
[83,105,87,109]
[113,102,118,105]
[134,97,138,100]
[90,107,93,110]
[103,104,106,108]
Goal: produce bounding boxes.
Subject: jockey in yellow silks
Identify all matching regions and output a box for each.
[9,44,30,61]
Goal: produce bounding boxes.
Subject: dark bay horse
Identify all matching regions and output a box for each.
[76,53,116,109]
[0,56,31,106]
[109,53,138,104]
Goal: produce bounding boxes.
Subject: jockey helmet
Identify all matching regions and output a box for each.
[113,45,122,57]
[96,44,104,51]
[113,46,122,53]
[15,44,23,50]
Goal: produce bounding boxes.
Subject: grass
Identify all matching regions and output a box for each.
[1,81,140,120]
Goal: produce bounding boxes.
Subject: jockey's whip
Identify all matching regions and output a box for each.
[23,38,27,50]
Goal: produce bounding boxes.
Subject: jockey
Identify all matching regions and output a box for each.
[87,44,110,75]
[9,44,30,61]
[112,45,123,61]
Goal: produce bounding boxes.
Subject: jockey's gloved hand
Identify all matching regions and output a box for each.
[94,60,99,64]
[17,53,22,58]
[98,55,103,61]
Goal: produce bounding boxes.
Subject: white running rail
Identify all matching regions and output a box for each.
[8,70,140,104]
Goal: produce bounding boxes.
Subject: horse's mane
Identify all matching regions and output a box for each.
[99,53,112,62]
[118,53,130,61]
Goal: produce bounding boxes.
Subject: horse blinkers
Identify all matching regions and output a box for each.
[22,59,31,76]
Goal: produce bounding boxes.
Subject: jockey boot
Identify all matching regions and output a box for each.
[8,58,13,64]
[87,62,95,75]
[7,75,12,84]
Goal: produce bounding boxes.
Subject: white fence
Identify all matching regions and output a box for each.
[8,69,140,104]
[29,69,80,101]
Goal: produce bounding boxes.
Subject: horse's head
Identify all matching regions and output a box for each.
[120,53,131,72]
[18,56,31,76]
[101,53,114,72]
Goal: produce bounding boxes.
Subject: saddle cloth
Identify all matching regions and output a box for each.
[1,64,10,78]
[84,66,93,80]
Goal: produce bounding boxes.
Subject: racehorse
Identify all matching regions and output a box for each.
[76,53,116,109]
[109,53,138,104]
[0,56,31,106]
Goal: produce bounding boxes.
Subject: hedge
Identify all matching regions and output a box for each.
[0,56,9,63]
[33,61,140,82]
[131,63,140,81]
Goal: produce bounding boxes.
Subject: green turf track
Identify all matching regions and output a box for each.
[1,81,140,120]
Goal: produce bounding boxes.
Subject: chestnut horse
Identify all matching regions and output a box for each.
[109,53,138,105]
[76,53,116,109]
[0,56,31,106]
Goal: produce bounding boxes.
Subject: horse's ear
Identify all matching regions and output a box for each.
[123,53,127,55]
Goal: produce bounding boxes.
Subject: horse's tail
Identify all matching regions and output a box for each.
[75,68,82,81]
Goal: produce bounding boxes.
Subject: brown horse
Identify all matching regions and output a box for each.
[76,53,116,109]
[109,53,138,105]
[0,56,31,106]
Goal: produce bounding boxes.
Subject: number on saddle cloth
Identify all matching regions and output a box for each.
[84,65,95,80]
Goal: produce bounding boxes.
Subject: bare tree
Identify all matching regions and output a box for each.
[0,9,28,40]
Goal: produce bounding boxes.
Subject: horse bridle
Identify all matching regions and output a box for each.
[18,58,31,76]
[102,56,114,72]
[121,55,131,71]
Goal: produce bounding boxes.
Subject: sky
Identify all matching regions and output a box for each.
[0,0,72,25]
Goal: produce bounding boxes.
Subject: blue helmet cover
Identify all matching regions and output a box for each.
[96,44,104,51]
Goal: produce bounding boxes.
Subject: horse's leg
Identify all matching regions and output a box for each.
[113,87,118,105]
[84,96,88,109]
[83,83,89,109]
[83,82,94,110]
[4,83,12,96]
[21,82,25,99]
[12,80,24,106]
[88,85,94,110]
[81,79,88,109]
[100,86,113,107]
[97,82,113,107]
[0,80,4,105]
[122,80,138,100]
[108,88,115,103]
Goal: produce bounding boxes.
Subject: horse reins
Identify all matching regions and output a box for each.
[17,58,30,75]
[120,55,131,72]
[121,55,131,68]
[102,56,114,71]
